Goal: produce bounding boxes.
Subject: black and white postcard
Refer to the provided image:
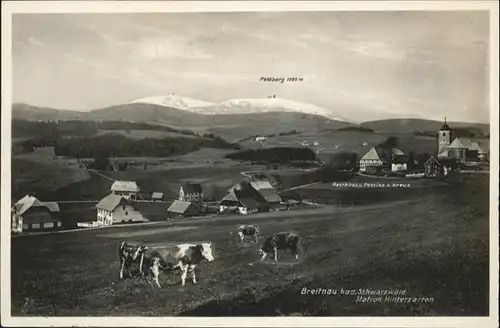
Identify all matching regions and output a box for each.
[1,1,498,327]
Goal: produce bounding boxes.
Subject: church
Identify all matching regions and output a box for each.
[436,118,488,164]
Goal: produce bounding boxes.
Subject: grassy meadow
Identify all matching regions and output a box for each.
[11,174,489,316]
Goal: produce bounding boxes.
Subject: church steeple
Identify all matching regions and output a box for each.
[439,117,451,131]
[438,117,452,156]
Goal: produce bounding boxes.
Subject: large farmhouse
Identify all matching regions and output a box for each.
[179,183,203,202]
[111,180,140,200]
[359,147,405,174]
[249,180,282,209]
[218,189,269,215]
[11,195,61,233]
[95,194,146,226]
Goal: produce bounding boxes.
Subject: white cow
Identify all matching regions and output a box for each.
[142,242,215,288]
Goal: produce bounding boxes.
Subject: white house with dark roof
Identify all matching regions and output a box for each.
[218,189,270,215]
[111,180,140,200]
[11,195,61,233]
[95,194,146,226]
[359,147,405,173]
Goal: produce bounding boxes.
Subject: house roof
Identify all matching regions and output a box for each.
[44,202,60,212]
[238,197,261,209]
[96,194,130,212]
[111,180,140,192]
[167,200,194,214]
[13,195,57,215]
[424,156,442,166]
[152,192,164,199]
[219,188,269,208]
[470,142,487,154]
[257,189,282,203]
[360,147,384,161]
[447,137,475,149]
[181,183,203,194]
[250,180,274,190]
[392,148,405,156]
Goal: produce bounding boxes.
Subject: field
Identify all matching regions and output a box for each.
[11,174,489,316]
[239,130,441,161]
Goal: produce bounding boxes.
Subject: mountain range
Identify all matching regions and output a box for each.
[12,95,489,140]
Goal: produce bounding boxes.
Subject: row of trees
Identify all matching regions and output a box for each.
[413,127,487,139]
[53,134,239,159]
[12,119,200,139]
[225,147,317,163]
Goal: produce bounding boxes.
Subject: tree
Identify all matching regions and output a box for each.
[379,136,398,148]
[407,151,416,171]
[331,152,358,172]
[89,156,112,171]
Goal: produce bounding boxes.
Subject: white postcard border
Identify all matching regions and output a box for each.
[1,1,498,327]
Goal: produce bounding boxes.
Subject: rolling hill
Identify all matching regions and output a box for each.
[12,101,490,141]
[12,102,352,141]
[360,118,490,136]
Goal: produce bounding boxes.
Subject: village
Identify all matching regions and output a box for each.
[10,118,489,235]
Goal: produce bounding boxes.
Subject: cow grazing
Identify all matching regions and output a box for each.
[142,242,215,288]
[118,242,149,279]
[259,232,300,262]
[237,224,260,244]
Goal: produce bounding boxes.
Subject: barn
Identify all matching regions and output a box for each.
[11,195,61,233]
[111,180,140,200]
[218,189,270,215]
[167,200,199,219]
[250,180,282,210]
[179,183,204,202]
[95,194,146,226]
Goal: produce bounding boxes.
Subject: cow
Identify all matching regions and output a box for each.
[118,241,149,279]
[237,224,260,244]
[259,232,300,262]
[142,242,215,288]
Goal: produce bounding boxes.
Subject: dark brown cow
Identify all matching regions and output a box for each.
[259,232,300,261]
[118,242,148,279]
[142,242,215,288]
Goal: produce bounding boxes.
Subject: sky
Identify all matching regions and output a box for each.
[12,11,490,123]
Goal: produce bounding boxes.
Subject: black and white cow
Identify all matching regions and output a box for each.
[118,241,149,279]
[259,232,300,262]
[237,224,260,244]
[142,242,215,288]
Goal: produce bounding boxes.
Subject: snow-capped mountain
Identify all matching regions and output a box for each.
[130,94,213,109]
[129,95,350,122]
[195,97,350,122]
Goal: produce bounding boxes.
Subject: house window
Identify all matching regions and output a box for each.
[44,222,54,229]
[123,206,126,210]
[22,224,29,230]
[32,223,40,229]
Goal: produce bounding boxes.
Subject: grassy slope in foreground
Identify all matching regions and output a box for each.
[11,175,488,316]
